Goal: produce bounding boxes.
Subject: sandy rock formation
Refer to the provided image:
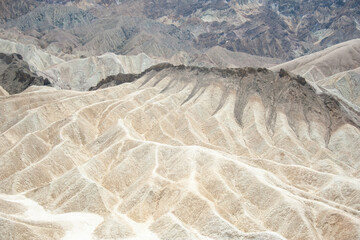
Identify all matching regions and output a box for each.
[0,66,359,239]
[317,68,360,107]
[43,52,162,91]
[189,46,283,68]
[0,85,9,96]
[271,39,360,82]
[0,38,64,73]
[0,38,163,91]
[271,39,360,107]
[0,0,40,23]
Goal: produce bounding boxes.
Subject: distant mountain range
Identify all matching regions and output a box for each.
[0,0,359,60]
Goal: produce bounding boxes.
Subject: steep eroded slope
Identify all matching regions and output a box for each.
[0,66,359,239]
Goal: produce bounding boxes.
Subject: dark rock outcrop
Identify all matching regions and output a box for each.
[0,53,51,94]
[89,63,174,90]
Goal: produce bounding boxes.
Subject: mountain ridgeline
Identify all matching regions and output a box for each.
[0,0,359,60]
[91,64,360,140]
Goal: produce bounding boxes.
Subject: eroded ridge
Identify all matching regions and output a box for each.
[0,66,359,240]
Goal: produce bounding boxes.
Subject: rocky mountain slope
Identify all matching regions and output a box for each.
[189,46,283,68]
[271,39,360,82]
[0,52,51,94]
[4,4,95,32]
[0,38,164,91]
[1,8,199,59]
[120,0,360,59]
[271,39,360,107]
[1,66,359,239]
[0,0,40,23]
[0,38,64,73]
[0,38,283,92]
[317,69,360,107]
[43,52,162,90]
[1,0,359,60]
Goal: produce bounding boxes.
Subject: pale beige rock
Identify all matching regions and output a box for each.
[0,38,162,91]
[200,46,283,68]
[0,67,359,239]
[0,86,9,96]
[43,52,162,91]
[271,39,360,107]
[270,39,360,82]
[0,38,64,72]
[317,68,360,106]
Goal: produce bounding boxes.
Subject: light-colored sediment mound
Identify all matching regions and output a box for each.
[191,46,283,68]
[0,37,280,92]
[0,38,64,72]
[0,67,359,239]
[0,52,51,94]
[317,68,360,107]
[0,38,162,91]
[0,86,9,96]
[271,39,360,82]
[43,52,162,91]
[271,39,360,107]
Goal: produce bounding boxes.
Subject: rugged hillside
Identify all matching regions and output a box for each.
[1,0,359,60]
[43,52,162,90]
[90,0,360,59]
[271,39,360,107]
[0,38,282,91]
[271,39,360,81]
[189,46,283,68]
[4,4,95,32]
[2,9,199,59]
[0,0,40,23]
[1,66,359,239]
[0,2,359,239]
[0,38,64,73]
[0,52,51,94]
[317,68,360,107]
[0,38,164,91]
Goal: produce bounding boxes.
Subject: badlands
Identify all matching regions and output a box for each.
[0,1,360,240]
[1,64,360,239]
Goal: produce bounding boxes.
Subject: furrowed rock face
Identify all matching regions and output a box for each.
[0,38,281,92]
[42,52,162,91]
[0,66,359,239]
[93,0,360,59]
[0,38,65,73]
[2,6,199,59]
[271,39,360,82]
[1,0,359,60]
[4,4,95,32]
[271,39,360,107]
[0,39,163,91]
[0,0,40,23]
[317,69,360,107]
